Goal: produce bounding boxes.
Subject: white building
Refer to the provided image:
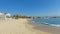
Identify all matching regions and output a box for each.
[0,12,11,20]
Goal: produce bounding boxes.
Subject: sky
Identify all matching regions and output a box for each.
[0,0,60,16]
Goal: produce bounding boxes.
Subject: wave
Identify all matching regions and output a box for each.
[50,24,60,27]
[42,22,49,25]
[41,22,60,27]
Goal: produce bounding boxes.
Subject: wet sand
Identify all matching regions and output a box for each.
[28,21,60,34]
[0,18,51,34]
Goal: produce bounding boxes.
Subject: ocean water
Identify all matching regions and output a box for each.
[32,18,60,27]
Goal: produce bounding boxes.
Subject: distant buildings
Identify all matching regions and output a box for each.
[0,12,11,20]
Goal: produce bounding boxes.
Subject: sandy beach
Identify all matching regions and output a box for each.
[28,21,60,34]
[0,18,52,34]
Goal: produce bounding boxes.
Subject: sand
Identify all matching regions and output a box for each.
[0,18,52,34]
[28,21,60,34]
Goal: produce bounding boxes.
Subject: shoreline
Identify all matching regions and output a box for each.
[25,19,52,34]
[28,19,60,34]
[0,18,53,34]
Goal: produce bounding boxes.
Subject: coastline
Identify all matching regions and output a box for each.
[25,19,52,34]
[0,18,52,34]
[28,19,60,34]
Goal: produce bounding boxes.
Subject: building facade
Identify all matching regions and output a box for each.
[0,12,11,20]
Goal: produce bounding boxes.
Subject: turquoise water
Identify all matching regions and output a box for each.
[32,18,60,27]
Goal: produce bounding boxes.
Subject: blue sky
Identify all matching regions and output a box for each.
[0,0,60,16]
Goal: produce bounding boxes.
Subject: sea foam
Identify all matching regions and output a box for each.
[50,24,60,27]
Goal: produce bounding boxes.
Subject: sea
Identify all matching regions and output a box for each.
[32,18,60,27]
